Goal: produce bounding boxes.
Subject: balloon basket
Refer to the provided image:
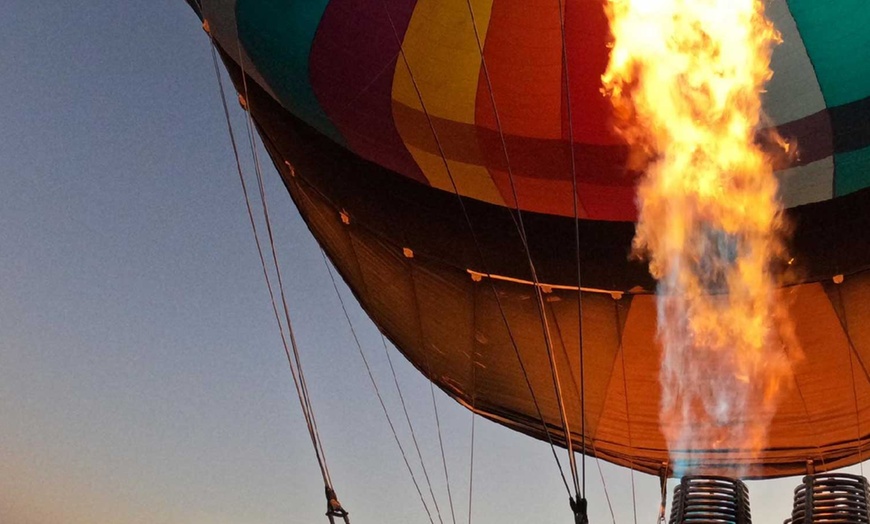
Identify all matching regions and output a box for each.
[669,475,751,524]
[785,473,870,523]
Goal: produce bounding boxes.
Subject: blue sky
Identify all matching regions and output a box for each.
[0,1,855,523]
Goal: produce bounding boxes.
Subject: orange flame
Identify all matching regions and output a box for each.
[602,0,793,474]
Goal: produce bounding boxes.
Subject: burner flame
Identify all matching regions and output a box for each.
[602,0,796,474]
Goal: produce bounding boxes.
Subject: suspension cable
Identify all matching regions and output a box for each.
[460,0,580,502]
[550,302,620,522]
[835,283,865,476]
[404,264,449,524]
[232,40,336,488]
[379,333,446,524]
[554,0,588,499]
[467,409,476,524]
[378,0,572,497]
[320,250,437,524]
[596,457,618,524]
[207,36,334,488]
[430,377,457,524]
[614,302,638,524]
[468,283,479,524]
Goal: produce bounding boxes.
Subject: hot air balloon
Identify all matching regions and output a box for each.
[185,0,870,495]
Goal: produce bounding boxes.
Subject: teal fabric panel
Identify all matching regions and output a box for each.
[835,146,870,197]
[236,0,344,144]
[786,0,870,107]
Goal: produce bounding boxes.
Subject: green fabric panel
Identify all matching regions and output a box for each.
[787,0,870,107]
[236,0,344,144]
[835,146,870,197]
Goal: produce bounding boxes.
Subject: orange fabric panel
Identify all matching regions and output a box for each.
[474,0,564,140]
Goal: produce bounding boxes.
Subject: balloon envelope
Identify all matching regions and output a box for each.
[189,0,870,478]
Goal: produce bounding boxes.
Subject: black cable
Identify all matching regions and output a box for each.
[554,0,587,499]
[234,41,334,487]
[378,0,573,496]
[467,282,479,524]
[380,332,446,524]
[459,0,579,499]
[430,377,457,524]
[321,250,437,524]
[207,38,333,488]
[836,284,865,476]
[614,302,637,524]
[404,261,448,524]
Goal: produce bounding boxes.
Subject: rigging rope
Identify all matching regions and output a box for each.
[233,41,336,489]
[404,261,449,524]
[380,333,447,524]
[379,0,573,497]
[467,284,479,524]
[467,410,476,524]
[835,284,866,476]
[207,36,334,489]
[849,341,865,477]
[550,306,622,524]
[554,0,588,500]
[595,457,618,524]
[430,378,458,524]
[614,302,638,524]
[403,259,456,524]
[791,368,829,471]
[657,467,669,524]
[460,0,580,505]
[321,250,437,524]
[290,163,454,524]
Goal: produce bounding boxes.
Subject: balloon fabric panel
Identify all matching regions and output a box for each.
[308,0,428,184]
[193,0,870,478]
[391,0,506,205]
[786,0,870,199]
[235,0,344,143]
[786,0,870,108]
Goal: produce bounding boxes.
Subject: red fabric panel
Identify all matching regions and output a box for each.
[563,0,622,146]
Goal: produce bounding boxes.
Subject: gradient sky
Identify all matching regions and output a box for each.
[1,1,862,523]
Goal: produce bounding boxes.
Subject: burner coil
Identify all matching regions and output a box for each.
[786,474,870,524]
[669,476,751,524]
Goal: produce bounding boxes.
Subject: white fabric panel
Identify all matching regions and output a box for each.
[763,0,827,125]
[778,156,834,208]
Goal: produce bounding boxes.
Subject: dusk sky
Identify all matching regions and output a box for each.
[0,1,860,523]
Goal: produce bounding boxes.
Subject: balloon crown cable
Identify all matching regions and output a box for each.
[785,473,870,524]
[669,476,751,524]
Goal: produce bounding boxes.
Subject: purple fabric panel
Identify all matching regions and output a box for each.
[763,109,833,171]
[309,0,426,184]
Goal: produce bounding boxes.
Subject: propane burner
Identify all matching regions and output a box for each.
[786,473,870,524]
[669,476,751,524]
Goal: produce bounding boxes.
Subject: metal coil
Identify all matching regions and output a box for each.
[669,476,751,524]
[787,474,870,524]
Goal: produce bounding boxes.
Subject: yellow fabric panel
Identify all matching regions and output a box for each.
[403,141,508,203]
[392,0,505,205]
[393,0,493,121]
